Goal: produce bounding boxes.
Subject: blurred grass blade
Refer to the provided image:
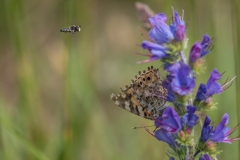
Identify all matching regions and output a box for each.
[231,0,240,158]
[0,102,50,160]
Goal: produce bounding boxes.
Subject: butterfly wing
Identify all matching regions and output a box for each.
[110,86,156,120]
[111,66,168,120]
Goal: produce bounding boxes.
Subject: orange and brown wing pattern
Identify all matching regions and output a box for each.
[110,66,168,120]
[110,86,155,120]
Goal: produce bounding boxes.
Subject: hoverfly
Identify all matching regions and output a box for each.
[60,25,81,34]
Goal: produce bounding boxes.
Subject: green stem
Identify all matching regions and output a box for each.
[231,0,240,159]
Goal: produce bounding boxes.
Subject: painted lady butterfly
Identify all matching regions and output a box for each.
[110,66,168,120]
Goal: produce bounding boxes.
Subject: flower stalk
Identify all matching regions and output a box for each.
[135,4,240,159]
[112,3,239,160]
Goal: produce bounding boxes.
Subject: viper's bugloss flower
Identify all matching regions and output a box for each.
[189,34,212,63]
[155,129,177,148]
[194,68,236,109]
[154,107,181,133]
[181,106,199,129]
[162,75,176,102]
[196,114,240,157]
[148,13,174,44]
[195,69,236,108]
[195,84,207,102]
[170,10,185,41]
[148,10,185,44]
[132,5,239,159]
[196,69,222,101]
[205,69,222,95]
[139,9,186,64]
[167,62,195,96]
[200,116,213,142]
[210,114,230,143]
[211,114,240,143]
[199,154,212,160]
[200,114,240,144]
[189,42,202,63]
[138,41,169,63]
[189,35,212,74]
[201,34,212,57]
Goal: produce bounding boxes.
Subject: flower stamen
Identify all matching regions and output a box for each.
[221,76,236,90]
[138,26,151,40]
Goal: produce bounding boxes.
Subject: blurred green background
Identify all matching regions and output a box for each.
[0,0,240,159]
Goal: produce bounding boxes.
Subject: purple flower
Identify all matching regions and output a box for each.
[196,69,222,101]
[200,116,213,142]
[189,34,212,64]
[138,41,169,63]
[195,84,207,101]
[149,13,167,25]
[205,69,222,94]
[155,129,177,148]
[162,75,176,102]
[154,107,181,133]
[199,154,212,160]
[139,9,187,64]
[169,157,175,160]
[210,114,230,143]
[175,24,185,41]
[164,62,180,75]
[181,106,199,129]
[189,42,202,63]
[170,11,186,41]
[172,10,185,26]
[148,13,174,44]
[167,63,195,96]
[201,34,212,57]
[200,114,240,143]
[148,10,185,44]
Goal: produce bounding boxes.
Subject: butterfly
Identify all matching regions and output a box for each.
[110,66,168,120]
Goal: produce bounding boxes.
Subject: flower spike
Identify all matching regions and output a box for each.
[111,4,240,159]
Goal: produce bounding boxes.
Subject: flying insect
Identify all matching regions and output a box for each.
[60,25,81,34]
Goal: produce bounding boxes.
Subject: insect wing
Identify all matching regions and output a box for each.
[111,66,168,120]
